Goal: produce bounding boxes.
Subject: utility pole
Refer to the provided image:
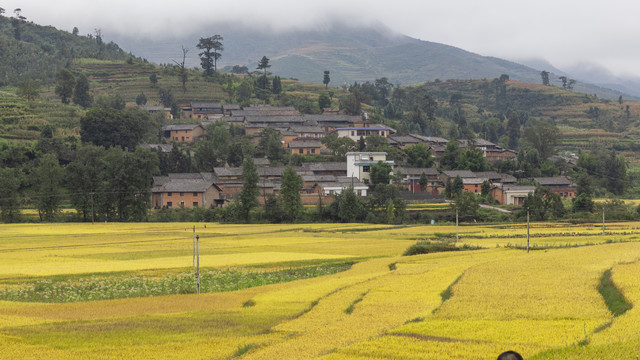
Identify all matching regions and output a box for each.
[192,225,195,267]
[196,234,200,294]
[526,208,530,253]
[456,209,459,243]
[602,207,606,236]
[90,192,95,224]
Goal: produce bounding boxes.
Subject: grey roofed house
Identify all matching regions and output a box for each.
[162,124,203,131]
[397,167,440,177]
[407,134,449,145]
[386,136,421,146]
[213,167,244,178]
[289,125,325,134]
[441,170,476,179]
[140,144,173,153]
[152,176,171,187]
[303,162,347,173]
[253,158,270,166]
[533,176,573,186]
[245,115,306,124]
[152,179,218,193]
[288,141,323,148]
[302,174,338,183]
[222,104,241,111]
[474,171,517,184]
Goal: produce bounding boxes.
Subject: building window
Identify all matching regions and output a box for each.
[193,202,198,207]
[299,149,304,154]
[311,148,315,154]
[193,192,198,196]
[180,201,184,206]
[180,192,184,196]
[167,201,172,207]
[351,131,355,136]
[167,192,172,196]
[363,166,370,173]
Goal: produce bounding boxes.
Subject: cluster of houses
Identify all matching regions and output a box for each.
[142,102,518,161]
[143,103,576,210]
[150,150,576,209]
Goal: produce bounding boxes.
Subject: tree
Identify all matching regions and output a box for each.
[522,122,559,160]
[541,70,550,86]
[80,107,154,150]
[135,92,147,105]
[439,141,460,170]
[522,186,565,221]
[280,166,303,221]
[197,35,223,76]
[451,175,464,197]
[0,168,21,222]
[323,70,330,88]
[73,74,92,108]
[238,158,259,222]
[419,172,428,192]
[258,127,283,162]
[72,26,79,35]
[55,69,76,104]
[272,76,282,94]
[405,144,434,168]
[35,153,64,221]
[149,74,158,86]
[452,191,479,218]
[11,8,26,40]
[369,161,392,186]
[318,92,331,109]
[16,79,40,101]
[173,46,189,92]
[102,147,158,221]
[66,144,105,221]
[336,186,364,222]
[256,56,271,90]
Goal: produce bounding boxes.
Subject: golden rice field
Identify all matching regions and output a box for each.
[1,221,640,359]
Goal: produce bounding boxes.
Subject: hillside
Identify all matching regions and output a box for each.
[111,22,635,100]
[0,16,129,86]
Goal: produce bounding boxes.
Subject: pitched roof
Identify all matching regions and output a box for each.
[162,124,202,131]
[290,126,324,133]
[533,177,573,186]
[303,162,347,172]
[397,167,439,176]
[441,170,476,178]
[191,102,222,108]
[152,180,216,193]
[288,141,322,148]
[409,134,449,144]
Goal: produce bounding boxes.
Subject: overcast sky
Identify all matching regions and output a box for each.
[5,0,640,78]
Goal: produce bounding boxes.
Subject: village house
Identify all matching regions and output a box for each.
[346,152,395,183]
[185,102,224,119]
[138,105,173,119]
[335,125,395,141]
[161,124,206,142]
[533,176,577,198]
[287,141,323,155]
[491,185,536,205]
[151,174,223,208]
[396,167,442,194]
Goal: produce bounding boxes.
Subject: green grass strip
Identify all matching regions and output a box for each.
[598,268,632,317]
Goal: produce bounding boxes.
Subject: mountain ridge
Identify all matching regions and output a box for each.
[109,22,639,99]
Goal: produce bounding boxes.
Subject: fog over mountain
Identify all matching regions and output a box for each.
[110,22,640,99]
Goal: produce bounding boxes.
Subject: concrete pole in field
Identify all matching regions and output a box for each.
[196,234,200,294]
[192,225,195,268]
[526,208,530,253]
[456,209,459,243]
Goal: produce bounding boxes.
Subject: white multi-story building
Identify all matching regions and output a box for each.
[346,152,395,183]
